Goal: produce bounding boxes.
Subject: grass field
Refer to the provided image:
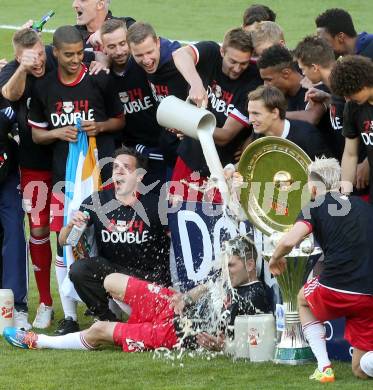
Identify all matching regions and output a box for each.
[0,1,373,389]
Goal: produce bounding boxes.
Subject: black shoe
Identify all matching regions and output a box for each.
[54,317,80,336]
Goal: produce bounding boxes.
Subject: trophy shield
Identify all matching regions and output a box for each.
[238,136,321,364]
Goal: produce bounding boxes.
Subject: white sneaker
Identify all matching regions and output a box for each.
[32,303,54,329]
[14,309,32,331]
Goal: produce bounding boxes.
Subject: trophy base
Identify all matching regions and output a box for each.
[274,346,314,365]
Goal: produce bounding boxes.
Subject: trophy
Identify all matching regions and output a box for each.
[238,136,321,365]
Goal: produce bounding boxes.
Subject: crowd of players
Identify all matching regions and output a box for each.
[0,0,373,383]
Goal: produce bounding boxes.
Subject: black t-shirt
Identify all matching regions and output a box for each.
[111,58,162,147]
[144,38,188,166]
[80,189,170,285]
[342,101,373,201]
[287,86,307,111]
[254,119,332,160]
[0,47,57,170]
[28,65,123,185]
[298,192,373,294]
[178,41,262,175]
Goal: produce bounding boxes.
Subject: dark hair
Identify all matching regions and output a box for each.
[248,85,287,120]
[257,44,297,71]
[127,22,157,46]
[315,8,357,38]
[225,236,258,262]
[293,36,335,68]
[222,27,253,53]
[243,4,276,26]
[330,55,373,97]
[113,146,148,171]
[53,26,83,49]
[13,28,40,49]
[100,19,127,37]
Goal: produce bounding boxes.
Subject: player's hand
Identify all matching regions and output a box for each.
[0,58,7,71]
[305,88,331,105]
[166,127,184,139]
[269,257,287,276]
[21,19,34,29]
[168,292,186,315]
[196,332,225,352]
[53,126,78,142]
[89,61,109,75]
[81,120,102,136]
[188,83,208,108]
[86,31,102,51]
[69,210,89,229]
[356,158,370,190]
[18,49,40,73]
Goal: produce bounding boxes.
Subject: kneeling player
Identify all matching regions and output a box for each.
[3,237,270,353]
[269,157,373,382]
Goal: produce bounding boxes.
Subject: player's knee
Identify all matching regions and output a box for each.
[86,321,109,344]
[297,287,306,306]
[30,225,50,238]
[69,260,89,284]
[104,273,128,300]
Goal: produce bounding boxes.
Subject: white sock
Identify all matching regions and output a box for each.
[302,321,331,371]
[113,298,132,315]
[36,332,94,350]
[360,351,373,377]
[55,256,77,321]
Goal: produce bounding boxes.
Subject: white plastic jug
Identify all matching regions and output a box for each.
[156,96,229,204]
[0,289,14,333]
[234,314,276,361]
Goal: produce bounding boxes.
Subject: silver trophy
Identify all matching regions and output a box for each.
[238,137,320,364]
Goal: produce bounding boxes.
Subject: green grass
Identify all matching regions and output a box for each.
[1,1,373,388]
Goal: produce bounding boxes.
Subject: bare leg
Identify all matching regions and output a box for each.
[298,287,316,325]
[352,348,369,379]
[104,273,130,301]
[82,321,118,348]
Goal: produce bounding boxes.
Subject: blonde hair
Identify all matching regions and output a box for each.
[250,21,284,48]
[308,157,341,191]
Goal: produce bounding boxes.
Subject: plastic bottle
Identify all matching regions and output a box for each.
[66,211,89,247]
[0,289,14,333]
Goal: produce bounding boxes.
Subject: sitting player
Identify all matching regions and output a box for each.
[3,237,270,353]
[269,157,373,382]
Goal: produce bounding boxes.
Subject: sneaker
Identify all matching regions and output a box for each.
[32,303,54,329]
[3,327,38,349]
[309,367,335,383]
[54,317,79,336]
[14,309,32,331]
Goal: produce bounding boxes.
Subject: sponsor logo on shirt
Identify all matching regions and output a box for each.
[51,100,94,127]
[207,81,234,116]
[361,120,373,145]
[119,88,153,114]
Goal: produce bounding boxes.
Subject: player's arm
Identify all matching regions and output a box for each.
[81,115,125,137]
[1,63,28,102]
[269,222,310,275]
[285,102,326,125]
[172,45,208,107]
[59,211,89,246]
[341,137,359,195]
[168,283,209,315]
[31,126,78,144]
[213,116,246,146]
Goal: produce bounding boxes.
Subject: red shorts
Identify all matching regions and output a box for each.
[170,157,222,203]
[113,277,179,352]
[20,168,52,228]
[304,277,373,351]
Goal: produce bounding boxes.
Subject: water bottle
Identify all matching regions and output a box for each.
[32,10,55,32]
[0,289,14,333]
[66,211,89,247]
